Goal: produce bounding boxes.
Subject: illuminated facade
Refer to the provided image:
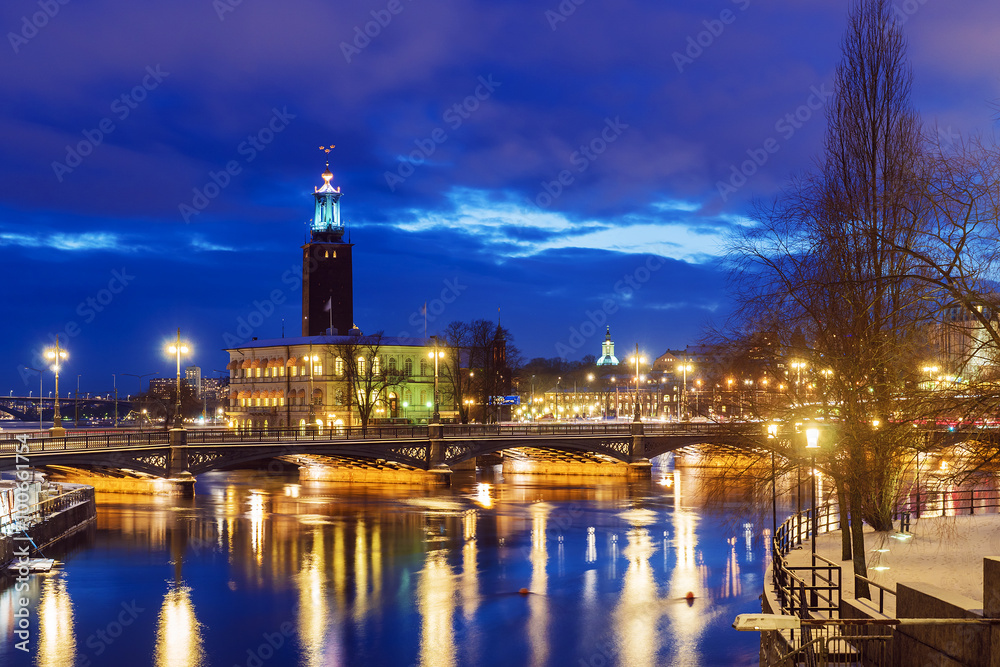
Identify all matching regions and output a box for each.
[225,336,455,429]
[302,163,354,336]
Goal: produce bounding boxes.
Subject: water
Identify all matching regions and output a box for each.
[0,466,768,666]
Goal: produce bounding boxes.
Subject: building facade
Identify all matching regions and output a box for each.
[225,335,455,429]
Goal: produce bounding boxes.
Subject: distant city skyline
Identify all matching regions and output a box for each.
[3,0,1000,393]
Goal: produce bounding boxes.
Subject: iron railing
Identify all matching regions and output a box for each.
[772,502,843,618]
[761,619,894,667]
[0,421,747,453]
[0,485,94,535]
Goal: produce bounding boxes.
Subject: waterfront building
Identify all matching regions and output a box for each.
[225,335,454,429]
[226,163,454,429]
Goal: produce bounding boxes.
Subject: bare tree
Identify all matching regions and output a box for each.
[329,331,406,435]
[725,0,941,598]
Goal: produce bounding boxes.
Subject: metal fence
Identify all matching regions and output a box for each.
[761,619,894,667]
[0,485,94,535]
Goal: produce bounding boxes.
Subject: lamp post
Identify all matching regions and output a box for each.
[307,345,317,429]
[429,336,442,424]
[767,423,779,538]
[631,345,646,422]
[167,329,190,429]
[75,374,81,427]
[122,372,158,432]
[677,362,693,419]
[44,337,68,435]
[805,424,820,557]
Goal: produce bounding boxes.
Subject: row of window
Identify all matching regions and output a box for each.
[236,389,430,408]
[236,356,433,378]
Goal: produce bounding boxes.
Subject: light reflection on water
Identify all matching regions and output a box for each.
[0,466,768,666]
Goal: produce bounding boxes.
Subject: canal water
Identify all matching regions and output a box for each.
[0,464,769,666]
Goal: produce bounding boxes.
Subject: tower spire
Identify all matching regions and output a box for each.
[312,145,343,241]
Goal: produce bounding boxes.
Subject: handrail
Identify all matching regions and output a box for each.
[855,574,896,615]
[0,486,94,534]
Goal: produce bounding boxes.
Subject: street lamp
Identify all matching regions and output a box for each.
[805,424,820,557]
[166,329,190,429]
[44,337,68,434]
[631,344,646,422]
[767,423,779,540]
[677,362,693,420]
[428,337,444,424]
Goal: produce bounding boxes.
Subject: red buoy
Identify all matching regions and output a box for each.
[519,588,530,596]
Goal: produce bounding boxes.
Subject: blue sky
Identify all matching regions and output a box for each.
[3,0,1000,395]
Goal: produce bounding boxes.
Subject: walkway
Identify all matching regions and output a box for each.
[782,514,1000,617]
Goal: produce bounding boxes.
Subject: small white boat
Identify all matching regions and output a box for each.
[8,558,55,573]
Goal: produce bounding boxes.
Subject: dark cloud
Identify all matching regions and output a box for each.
[1,0,999,391]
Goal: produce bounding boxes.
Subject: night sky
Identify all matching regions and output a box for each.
[3,0,999,396]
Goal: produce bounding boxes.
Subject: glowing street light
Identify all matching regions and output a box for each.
[631,344,646,422]
[166,329,190,429]
[804,424,820,557]
[677,362,693,420]
[428,336,445,423]
[44,336,68,434]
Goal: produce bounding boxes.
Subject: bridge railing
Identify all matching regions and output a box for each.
[0,431,169,453]
[185,425,431,443]
[0,420,753,453]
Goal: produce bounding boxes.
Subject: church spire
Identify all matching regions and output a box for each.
[312,145,344,241]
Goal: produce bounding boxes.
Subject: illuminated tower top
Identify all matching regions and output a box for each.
[312,146,343,242]
[596,326,619,366]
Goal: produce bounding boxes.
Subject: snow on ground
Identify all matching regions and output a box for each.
[783,514,1000,617]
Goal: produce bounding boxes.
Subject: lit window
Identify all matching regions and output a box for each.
[335,357,344,375]
[313,364,323,376]
[291,366,298,377]
[279,366,285,377]
[373,357,381,375]
[279,398,284,406]
[358,357,366,376]
[404,358,413,376]
[255,368,261,378]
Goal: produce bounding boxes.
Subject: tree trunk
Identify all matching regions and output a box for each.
[837,479,852,561]
[850,487,870,600]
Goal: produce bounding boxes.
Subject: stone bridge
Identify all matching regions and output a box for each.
[0,422,761,482]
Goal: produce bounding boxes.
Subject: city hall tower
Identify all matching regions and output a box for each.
[302,162,354,336]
